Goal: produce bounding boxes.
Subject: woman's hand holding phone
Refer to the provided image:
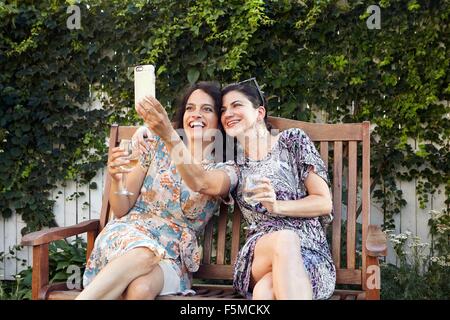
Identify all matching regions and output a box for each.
[136,96,174,143]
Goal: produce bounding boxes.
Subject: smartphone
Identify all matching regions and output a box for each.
[134,64,156,106]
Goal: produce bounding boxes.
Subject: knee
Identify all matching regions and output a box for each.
[125,278,156,300]
[273,230,301,260]
[252,273,274,300]
[128,247,158,273]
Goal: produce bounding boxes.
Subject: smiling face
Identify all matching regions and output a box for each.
[182,89,219,142]
[221,90,265,138]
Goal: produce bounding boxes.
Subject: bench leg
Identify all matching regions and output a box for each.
[365,255,381,300]
[32,244,49,300]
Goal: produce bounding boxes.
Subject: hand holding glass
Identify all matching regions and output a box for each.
[243,175,260,207]
[115,139,139,196]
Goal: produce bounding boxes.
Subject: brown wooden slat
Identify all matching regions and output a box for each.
[199,290,224,297]
[268,116,364,141]
[332,141,343,268]
[100,124,119,230]
[192,284,237,291]
[347,141,357,269]
[230,206,241,265]
[334,289,365,300]
[216,206,228,265]
[158,284,244,301]
[47,287,366,301]
[365,255,381,300]
[194,289,209,294]
[336,268,362,285]
[44,283,79,300]
[157,293,244,300]
[221,292,241,298]
[356,292,366,300]
[32,244,49,300]
[158,286,364,300]
[361,121,370,290]
[21,220,99,246]
[86,228,98,264]
[117,126,140,140]
[194,264,233,280]
[47,290,79,300]
[202,217,215,264]
[366,225,387,256]
[320,141,329,168]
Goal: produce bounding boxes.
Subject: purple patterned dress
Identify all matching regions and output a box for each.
[232,128,336,299]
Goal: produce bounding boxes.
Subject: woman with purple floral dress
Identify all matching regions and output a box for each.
[220,81,336,300]
[230,127,336,299]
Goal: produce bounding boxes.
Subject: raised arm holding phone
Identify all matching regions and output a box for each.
[77,69,237,300]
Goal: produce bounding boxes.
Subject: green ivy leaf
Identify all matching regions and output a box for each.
[187,68,200,84]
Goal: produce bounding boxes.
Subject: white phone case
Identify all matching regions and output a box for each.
[134,65,155,105]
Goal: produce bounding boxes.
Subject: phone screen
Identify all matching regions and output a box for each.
[134,65,155,106]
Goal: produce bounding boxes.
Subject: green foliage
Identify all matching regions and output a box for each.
[0,274,31,300]
[0,0,111,232]
[381,209,450,299]
[1,1,448,236]
[0,238,86,300]
[0,244,30,300]
[48,238,87,283]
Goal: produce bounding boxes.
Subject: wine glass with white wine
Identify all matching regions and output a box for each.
[242,174,260,207]
[242,152,281,210]
[115,139,140,196]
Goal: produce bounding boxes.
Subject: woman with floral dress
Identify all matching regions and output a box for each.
[77,82,237,300]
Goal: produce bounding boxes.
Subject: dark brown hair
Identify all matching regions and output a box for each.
[173,81,222,131]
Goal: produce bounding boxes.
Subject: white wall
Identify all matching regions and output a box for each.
[0,168,105,280]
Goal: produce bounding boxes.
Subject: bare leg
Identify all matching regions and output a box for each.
[122,265,164,300]
[76,247,160,300]
[252,272,275,300]
[251,230,312,300]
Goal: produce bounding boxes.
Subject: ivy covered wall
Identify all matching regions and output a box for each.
[0,0,448,233]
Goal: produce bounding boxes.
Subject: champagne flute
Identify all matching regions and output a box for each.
[115,139,139,196]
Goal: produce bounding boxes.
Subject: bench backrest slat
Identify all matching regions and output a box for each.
[347,141,358,270]
[332,141,343,269]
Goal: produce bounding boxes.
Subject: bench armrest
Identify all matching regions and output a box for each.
[21,219,100,246]
[366,225,387,257]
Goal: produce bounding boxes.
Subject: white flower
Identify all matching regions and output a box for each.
[429,210,443,220]
[398,234,408,240]
[436,224,449,234]
[438,260,447,267]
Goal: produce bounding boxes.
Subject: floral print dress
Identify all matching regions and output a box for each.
[232,128,336,299]
[83,134,238,294]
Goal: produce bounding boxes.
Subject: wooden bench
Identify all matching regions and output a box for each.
[21,116,387,300]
